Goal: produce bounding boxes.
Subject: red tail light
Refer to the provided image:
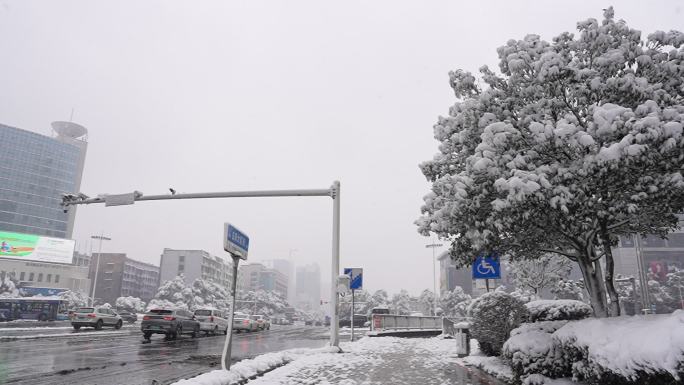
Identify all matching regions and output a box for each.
[143,315,151,320]
[87,313,97,318]
[209,316,214,322]
[163,316,176,321]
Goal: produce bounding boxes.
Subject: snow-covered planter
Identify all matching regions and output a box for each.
[503,321,570,382]
[525,300,591,322]
[468,291,528,356]
[552,310,684,384]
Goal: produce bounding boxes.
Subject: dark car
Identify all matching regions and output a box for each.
[140,309,200,341]
[339,314,367,328]
[117,310,137,324]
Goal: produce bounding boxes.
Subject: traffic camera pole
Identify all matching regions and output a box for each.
[222,255,240,371]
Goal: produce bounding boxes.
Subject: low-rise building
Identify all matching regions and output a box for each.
[0,259,90,294]
[159,249,232,288]
[89,253,159,304]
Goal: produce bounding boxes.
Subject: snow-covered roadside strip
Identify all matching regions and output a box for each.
[0,323,138,332]
[0,330,129,341]
[171,346,341,385]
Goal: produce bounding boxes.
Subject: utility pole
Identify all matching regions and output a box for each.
[425,243,443,316]
[633,234,652,313]
[62,182,343,347]
[90,234,111,306]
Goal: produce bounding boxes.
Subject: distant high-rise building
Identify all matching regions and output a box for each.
[295,263,321,310]
[438,252,473,295]
[159,249,233,289]
[0,122,88,238]
[89,253,160,304]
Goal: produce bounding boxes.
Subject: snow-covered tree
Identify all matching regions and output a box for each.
[192,279,229,309]
[507,255,571,296]
[236,289,290,316]
[439,286,472,317]
[551,279,585,301]
[418,289,437,315]
[417,7,684,317]
[370,289,390,309]
[0,272,19,298]
[114,296,146,313]
[390,290,412,315]
[58,290,89,308]
[150,275,194,310]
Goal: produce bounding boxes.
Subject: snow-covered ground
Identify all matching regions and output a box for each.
[0,329,129,341]
[172,336,503,385]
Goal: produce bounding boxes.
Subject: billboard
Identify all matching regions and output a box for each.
[0,231,75,264]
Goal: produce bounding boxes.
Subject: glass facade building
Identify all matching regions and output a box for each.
[0,123,87,238]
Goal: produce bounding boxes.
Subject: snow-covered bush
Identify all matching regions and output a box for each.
[469,291,528,356]
[552,310,684,384]
[147,298,186,311]
[115,296,146,313]
[0,273,19,298]
[503,321,570,381]
[58,290,89,308]
[526,300,592,322]
[551,279,585,301]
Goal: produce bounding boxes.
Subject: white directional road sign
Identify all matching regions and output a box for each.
[223,223,249,260]
[344,268,363,290]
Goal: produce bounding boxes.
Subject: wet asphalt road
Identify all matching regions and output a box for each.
[0,324,331,385]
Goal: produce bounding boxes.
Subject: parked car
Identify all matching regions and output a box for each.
[339,314,367,328]
[250,314,270,330]
[141,309,200,340]
[71,307,123,330]
[117,310,138,324]
[314,320,322,326]
[194,308,229,335]
[233,312,256,333]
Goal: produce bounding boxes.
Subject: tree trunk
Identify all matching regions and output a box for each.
[600,225,621,317]
[576,255,609,317]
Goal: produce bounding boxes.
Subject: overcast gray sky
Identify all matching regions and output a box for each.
[1,0,681,296]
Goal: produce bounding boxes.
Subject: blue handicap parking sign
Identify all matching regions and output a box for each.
[472,254,500,279]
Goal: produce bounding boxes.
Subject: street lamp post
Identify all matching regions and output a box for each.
[425,243,443,316]
[90,234,111,306]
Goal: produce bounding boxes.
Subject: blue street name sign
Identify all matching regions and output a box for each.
[472,254,500,279]
[223,223,249,260]
[344,268,363,290]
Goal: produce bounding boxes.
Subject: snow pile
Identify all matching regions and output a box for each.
[525,300,591,322]
[462,340,515,382]
[503,321,569,379]
[553,310,684,383]
[115,296,146,313]
[172,346,340,385]
[523,374,579,385]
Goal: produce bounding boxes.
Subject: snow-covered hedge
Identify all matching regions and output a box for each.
[115,296,146,313]
[525,300,591,322]
[503,321,570,381]
[552,310,684,384]
[468,291,528,356]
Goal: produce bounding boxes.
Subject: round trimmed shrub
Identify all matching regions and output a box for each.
[468,291,528,356]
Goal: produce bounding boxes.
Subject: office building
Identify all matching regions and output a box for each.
[159,249,232,288]
[90,253,160,304]
[295,263,321,310]
[0,259,90,294]
[0,122,88,239]
[263,259,293,298]
[237,263,288,298]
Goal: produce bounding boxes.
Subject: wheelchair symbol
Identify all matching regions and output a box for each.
[477,259,496,275]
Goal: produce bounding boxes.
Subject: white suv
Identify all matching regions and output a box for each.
[193,309,229,335]
[71,307,123,330]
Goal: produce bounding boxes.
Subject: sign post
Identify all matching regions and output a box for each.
[221,223,249,371]
[344,268,363,342]
[472,254,500,293]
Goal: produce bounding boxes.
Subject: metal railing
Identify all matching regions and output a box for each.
[370,314,442,331]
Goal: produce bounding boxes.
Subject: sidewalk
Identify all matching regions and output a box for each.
[245,337,504,385]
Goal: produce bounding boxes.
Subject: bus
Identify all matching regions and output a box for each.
[0,297,69,322]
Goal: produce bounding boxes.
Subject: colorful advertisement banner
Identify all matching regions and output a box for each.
[0,231,75,264]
